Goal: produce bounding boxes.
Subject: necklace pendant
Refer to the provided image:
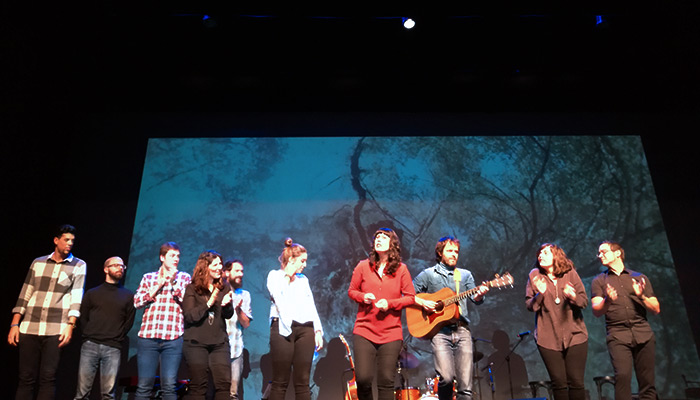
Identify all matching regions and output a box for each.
[554,297,561,305]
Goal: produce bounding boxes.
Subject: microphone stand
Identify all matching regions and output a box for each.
[472,337,490,400]
[496,334,528,399]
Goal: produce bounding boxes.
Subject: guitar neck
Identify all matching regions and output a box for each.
[339,335,356,370]
[443,286,480,306]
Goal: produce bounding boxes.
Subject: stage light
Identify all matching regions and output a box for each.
[202,14,218,28]
[402,18,415,29]
[596,15,604,25]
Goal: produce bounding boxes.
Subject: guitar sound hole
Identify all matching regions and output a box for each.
[435,301,444,312]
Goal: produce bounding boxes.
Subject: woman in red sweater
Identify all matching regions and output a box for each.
[348,228,416,400]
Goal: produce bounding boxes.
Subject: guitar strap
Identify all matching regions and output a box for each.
[453,269,462,314]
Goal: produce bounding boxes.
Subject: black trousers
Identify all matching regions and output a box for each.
[16,334,61,400]
[353,335,403,400]
[269,320,316,400]
[608,335,656,400]
[538,341,588,400]
[182,339,231,400]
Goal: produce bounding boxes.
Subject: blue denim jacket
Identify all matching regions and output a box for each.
[413,262,483,325]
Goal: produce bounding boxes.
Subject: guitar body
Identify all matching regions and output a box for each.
[406,273,514,339]
[406,287,460,339]
[345,380,358,400]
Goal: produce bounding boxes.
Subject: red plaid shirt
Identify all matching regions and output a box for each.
[134,270,191,340]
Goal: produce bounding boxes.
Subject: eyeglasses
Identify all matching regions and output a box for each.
[108,264,127,269]
[597,250,611,258]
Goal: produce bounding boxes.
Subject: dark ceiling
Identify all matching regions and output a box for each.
[3,3,699,114]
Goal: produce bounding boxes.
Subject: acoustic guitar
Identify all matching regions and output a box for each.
[406,272,514,339]
[339,334,359,400]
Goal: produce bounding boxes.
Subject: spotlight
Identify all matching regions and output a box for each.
[402,18,415,29]
[202,14,218,28]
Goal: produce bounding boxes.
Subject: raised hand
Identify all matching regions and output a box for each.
[563,282,577,300]
[532,275,548,294]
[632,277,646,297]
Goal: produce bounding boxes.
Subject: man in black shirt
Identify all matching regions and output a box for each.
[74,256,136,400]
[591,241,660,400]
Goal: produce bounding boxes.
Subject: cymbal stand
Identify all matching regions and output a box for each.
[472,338,483,400]
[482,362,495,400]
[397,361,408,390]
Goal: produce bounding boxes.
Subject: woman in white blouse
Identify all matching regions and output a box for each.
[267,238,324,400]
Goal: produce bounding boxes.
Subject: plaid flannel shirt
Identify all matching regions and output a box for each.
[13,253,86,336]
[134,270,191,340]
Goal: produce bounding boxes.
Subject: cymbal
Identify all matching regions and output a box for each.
[398,350,421,369]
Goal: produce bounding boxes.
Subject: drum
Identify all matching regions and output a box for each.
[424,376,440,395]
[419,395,439,400]
[395,387,421,400]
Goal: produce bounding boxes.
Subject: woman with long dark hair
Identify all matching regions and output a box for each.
[267,238,324,400]
[348,228,416,400]
[182,250,234,400]
[525,243,588,400]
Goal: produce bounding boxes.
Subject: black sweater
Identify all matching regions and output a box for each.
[79,282,136,349]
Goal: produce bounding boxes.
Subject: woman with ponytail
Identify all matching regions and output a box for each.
[267,238,324,400]
[182,250,234,400]
[348,228,416,400]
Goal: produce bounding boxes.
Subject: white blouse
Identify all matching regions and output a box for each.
[267,269,323,337]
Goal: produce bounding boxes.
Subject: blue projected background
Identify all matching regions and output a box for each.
[125,136,699,399]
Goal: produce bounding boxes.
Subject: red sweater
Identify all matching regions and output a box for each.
[348,259,416,344]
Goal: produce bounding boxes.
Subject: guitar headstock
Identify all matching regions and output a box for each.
[489,272,514,289]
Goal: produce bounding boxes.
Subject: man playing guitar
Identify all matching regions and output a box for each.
[413,236,489,400]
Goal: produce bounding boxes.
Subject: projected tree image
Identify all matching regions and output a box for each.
[125,136,698,399]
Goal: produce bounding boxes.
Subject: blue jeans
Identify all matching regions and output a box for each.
[230,355,244,400]
[74,340,122,400]
[135,336,183,400]
[431,326,474,400]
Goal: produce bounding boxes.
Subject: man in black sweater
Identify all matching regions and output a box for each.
[74,256,136,400]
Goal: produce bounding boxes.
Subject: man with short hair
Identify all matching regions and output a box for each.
[413,236,488,400]
[591,241,661,400]
[223,259,253,400]
[74,256,135,400]
[8,224,87,400]
[133,242,192,400]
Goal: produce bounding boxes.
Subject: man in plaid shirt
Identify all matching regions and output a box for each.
[133,242,192,400]
[8,224,87,400]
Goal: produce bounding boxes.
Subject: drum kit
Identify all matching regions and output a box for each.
[393,342,487,400]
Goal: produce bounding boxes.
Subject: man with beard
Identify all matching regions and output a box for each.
[224,259,253,400]
[74,256,136,400]
[9,224,87,400]
[413,236,489,400]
